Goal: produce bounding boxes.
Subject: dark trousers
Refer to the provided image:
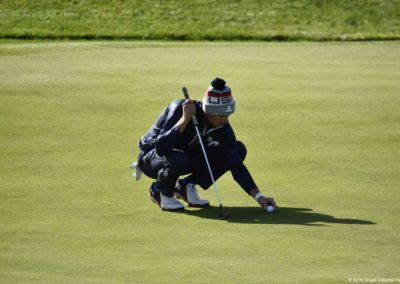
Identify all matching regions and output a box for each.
[139,141,247,197]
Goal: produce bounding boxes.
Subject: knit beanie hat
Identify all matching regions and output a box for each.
[202,78,235,116]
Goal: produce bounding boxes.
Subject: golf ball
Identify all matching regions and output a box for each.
[266,206,274,213]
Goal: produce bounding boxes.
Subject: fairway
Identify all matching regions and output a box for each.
[1,42,399,283]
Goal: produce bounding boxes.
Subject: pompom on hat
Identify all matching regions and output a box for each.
[202,78,235,116]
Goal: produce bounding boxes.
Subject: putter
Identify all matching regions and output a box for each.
[182,87,229,219]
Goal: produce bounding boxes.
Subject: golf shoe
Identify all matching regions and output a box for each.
[175,180,210,207]
[149,183,184,211]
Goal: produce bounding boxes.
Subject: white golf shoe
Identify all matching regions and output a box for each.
[160,194,185,211]
[129,161,142,181]
[175,180,210,207]
[149,183,184,211]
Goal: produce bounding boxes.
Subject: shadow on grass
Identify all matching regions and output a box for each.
[178,206,375,226]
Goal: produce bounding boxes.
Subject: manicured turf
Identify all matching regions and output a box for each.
[0,42,399,283]
[1,0,400,41]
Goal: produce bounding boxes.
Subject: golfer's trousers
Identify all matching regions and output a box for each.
[138,141,247,197]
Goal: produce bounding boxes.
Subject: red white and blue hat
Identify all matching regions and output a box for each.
[202,78,235,116]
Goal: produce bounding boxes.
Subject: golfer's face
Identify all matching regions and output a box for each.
[206,114,229,127]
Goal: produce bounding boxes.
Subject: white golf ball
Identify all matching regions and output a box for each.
[266,206,274,213]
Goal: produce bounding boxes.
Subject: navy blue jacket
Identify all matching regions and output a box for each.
[139,99,256,193]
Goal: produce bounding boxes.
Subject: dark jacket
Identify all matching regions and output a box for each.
[139,99,256,193]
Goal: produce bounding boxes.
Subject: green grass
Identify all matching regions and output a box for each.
[1,41,399,283]
[1,0,400,41]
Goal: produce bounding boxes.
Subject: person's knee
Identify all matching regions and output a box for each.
[226,141,247,173]
[157,151,191,184]
[165,152,191,174]
[236,141,247,162]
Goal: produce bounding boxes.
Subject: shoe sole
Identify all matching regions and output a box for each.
[161,207,185,211]
[188,202,210,208]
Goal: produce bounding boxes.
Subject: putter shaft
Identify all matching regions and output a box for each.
[182,87,224,209]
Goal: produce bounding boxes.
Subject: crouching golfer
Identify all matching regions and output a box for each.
[136,78,278,211]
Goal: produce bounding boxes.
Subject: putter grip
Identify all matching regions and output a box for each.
[182,87,199,126]
[182,87,190,100]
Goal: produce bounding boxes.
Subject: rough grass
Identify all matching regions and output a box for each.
[0,42,399,283]
[0,0,400,41]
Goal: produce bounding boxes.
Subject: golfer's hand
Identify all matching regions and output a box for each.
[182,99,196,121]
[259,196,278,210]
[177,99,196,133]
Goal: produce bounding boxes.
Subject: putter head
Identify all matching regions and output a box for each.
[217,212,230,219]
[217,204,230,219]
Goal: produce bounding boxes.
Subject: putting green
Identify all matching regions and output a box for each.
[1,42,399,283]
